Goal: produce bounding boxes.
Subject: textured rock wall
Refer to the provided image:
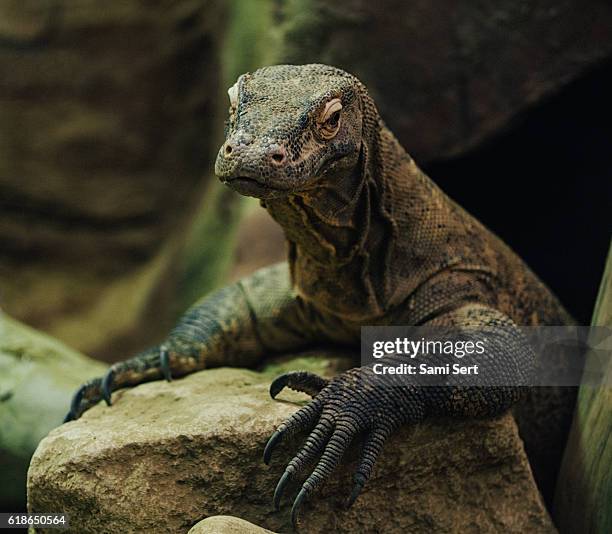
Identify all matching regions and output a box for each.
[0,0,229,358]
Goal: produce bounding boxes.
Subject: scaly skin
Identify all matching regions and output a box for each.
[67,64,575,527]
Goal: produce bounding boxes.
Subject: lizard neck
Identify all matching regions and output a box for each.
[264,154,371,265]
[263,123,401,320]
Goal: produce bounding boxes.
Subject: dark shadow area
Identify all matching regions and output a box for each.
[0,453,27,514]
[427,59,612,325]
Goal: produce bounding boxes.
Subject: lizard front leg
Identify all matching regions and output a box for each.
[65,262,317,421]
[264,304,534,528]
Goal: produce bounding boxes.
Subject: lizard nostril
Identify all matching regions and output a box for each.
[269,146,287,166]
[224,143,233,156]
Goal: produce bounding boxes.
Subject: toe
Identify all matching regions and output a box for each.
[271,417,334,508]
[263,400,322,464]
[270,371,329,399]
[63,377,104,422]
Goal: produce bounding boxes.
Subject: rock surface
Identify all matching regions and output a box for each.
[0,312,106,507]
[29,363,556,533]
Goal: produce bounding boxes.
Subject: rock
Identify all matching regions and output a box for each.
[189,516,275,534]
[554,244,612,533]
[0,0,233,359]
[0,312,106,507]
[276,0,612,162]
[29,361,556,533]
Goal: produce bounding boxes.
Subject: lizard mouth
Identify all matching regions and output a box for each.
[223,175,287,198]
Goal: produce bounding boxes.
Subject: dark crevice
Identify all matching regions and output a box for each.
[425,58,612,324]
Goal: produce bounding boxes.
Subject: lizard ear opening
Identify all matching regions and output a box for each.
[317,98,342,140]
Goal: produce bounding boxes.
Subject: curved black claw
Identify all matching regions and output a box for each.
[63,377,104,423]
[101,368,115,406]
[160,345,172,382]
[346,473,366,509]
[269,371,329,400]
[64,384,86,423]
[291,488,308,529]
[270,374,290,399]
[273,470,291,511]
[263,429,284,465]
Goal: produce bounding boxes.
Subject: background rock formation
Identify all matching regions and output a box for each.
[277,0,612,162]
[0,0,233,359]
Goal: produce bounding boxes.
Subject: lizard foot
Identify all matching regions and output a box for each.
[264,367,417,529]
[64,345,200,422]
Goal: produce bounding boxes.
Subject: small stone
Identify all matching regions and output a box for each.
[189,515,276,534]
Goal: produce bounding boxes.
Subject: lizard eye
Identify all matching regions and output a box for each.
[317,98,342,140]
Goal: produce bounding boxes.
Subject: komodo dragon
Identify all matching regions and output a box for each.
[66,64,576,526]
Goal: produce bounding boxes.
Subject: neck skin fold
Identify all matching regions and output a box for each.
[264,143,382,267]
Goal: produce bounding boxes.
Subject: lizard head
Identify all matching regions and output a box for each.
[215,64,368,199]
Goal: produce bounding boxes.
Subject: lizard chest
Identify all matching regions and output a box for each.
[292,250,384,321]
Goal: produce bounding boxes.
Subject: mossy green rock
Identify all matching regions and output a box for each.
[554,244,612,533]
[0,313,106,506]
